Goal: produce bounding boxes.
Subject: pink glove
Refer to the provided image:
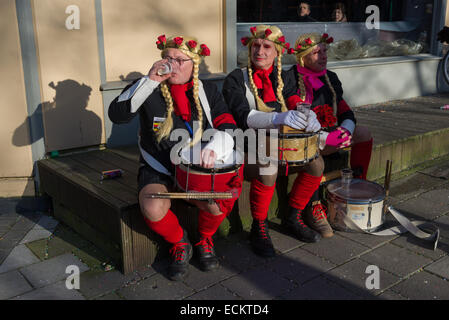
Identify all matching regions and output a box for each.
[325,127,352,149]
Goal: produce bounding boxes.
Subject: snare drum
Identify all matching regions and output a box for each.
[175,146,244,195]
[325,178,386,232]
[269,126,319,166]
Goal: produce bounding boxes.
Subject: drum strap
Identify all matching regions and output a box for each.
[343,205,440,251]
[198,80,213,127]
[242,68,257,110]
[138,136,171,176]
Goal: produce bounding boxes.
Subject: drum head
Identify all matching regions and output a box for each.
[179,143,243,169]
[327,178,385,204]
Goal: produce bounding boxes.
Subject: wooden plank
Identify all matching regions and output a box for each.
[109,145,140,162]
[89,149,140,175]
[69,152,138,193]
[38,159,128,210]
[53,201,122,267]
[39,159,124,243]
[42,156,137,207]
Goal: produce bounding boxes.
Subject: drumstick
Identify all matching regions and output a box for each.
[383,160,392,215]
[145,192,233,200]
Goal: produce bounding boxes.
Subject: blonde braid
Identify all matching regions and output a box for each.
[297,72,307,102]
[276,54,287,112]
[324,73,337,115]
[157,81,175,142]
[189,55,203,148]
[246,53,274,112]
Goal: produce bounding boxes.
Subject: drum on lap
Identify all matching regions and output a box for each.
[269,125,320,166]
[174,145,244,198]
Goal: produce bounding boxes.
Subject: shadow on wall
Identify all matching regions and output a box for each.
[12,79,102,153]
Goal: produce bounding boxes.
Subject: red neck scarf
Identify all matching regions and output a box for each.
[169,80,194,121]
[297,65,327,104]
[252,65,277,103]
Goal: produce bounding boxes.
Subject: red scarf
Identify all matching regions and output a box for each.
[169,80,194,121]
[252,65,277,103]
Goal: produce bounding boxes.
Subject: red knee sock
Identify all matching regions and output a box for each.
[350,138,373,180]
[198,210,227,239]
[288,172,323,211]
[143,209,183,244]
[250,179,276,221]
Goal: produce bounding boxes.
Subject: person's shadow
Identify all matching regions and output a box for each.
[13,79,101,152]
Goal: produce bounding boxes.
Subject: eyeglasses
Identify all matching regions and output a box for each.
[164,56,192,66]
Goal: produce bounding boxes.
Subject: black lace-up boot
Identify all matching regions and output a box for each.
[249,219,276,257]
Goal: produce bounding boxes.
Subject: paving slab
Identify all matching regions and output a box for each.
[34,214,59,231]
[182,262,237,291]
[388,172,447,202]
[265,247,336,285]
[434,214,449,239]
[268,227,306,254]
[117,273,194,300]
[19,253,89,288]
[95,291,123,300]
[335,230,398,249]
[301,234,370,265]
[280,276,365,300]
[359,243,433,277]
[78,270,141,299]
[185,284,241,300]
[11,280,85,300]
[220,265,295,300]
[19,228,53,244]
[0,229,28,249]
[0,270,33,300]
[0,244,40,274]
[0,199,20,215]
[389,271,449,300]
[391,233,448,260]
[394,195,448,222]
[419,162,449,180]
[322,258,400,297]
[215,234,271,273]
[424,256,449,279]
[377,290,408,300]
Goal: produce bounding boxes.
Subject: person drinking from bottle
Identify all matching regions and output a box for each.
[222,25,328,258]
[108,35,241,281]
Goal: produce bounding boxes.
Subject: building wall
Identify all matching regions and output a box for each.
[101,0,225,81]
[32,0,105,152]
[0,1,33,179]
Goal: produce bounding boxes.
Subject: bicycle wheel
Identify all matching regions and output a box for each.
[443,50,449,85]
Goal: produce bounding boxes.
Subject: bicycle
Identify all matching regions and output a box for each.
[438,26,449,85]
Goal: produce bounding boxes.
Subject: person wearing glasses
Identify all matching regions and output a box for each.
[108,35,240,281]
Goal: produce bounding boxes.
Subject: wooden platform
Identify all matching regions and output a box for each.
[37,146,347,274]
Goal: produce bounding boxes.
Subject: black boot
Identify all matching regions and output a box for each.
[250,219,276,257]
[167,230,192,281]
[283,206,321,243]
[195,236,219,272]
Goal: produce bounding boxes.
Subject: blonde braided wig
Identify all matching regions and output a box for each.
[241,25,290,113]
[293,33,337,113]
[155,35,209,148]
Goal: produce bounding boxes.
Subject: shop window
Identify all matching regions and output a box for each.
[237,0,435,66]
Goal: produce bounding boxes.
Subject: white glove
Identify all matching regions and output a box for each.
[272,110,308,130]
[305,110,321,133]
[202,130,234,162]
